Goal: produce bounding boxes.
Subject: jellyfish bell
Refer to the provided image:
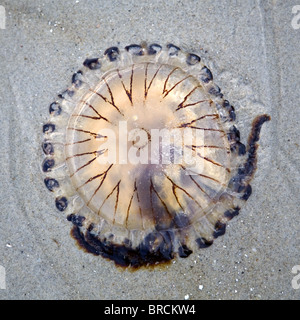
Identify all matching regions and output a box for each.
[42,43,270,268]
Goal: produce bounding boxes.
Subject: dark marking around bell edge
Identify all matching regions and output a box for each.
[228,175,247,194]
[58,89,75,99]
[104,46,120,61]
[167,43,180,56]
[227,125,246,155]
[228,125,240,142]
[55,196,68,211]
[196,237,213,249]
[70,221,175,268]
[208,84,223,98]
[42,158,55,172]
[186,53,201,66]
[43,123,55,133]
[44,177,59,192]
[125,44,144,56]
[224,206,240,220]
[223,100,236,121]
[72,71,83,88]
[200,66,213,83]
[42,141,54,155]
[213,221,226,238]
[172,212,190,229]
[67,214,85,227]
[148,43,162,55]
[71,225,99,255]
[178,244,193,258]
[241,184,252,200]
[83,58,101,70]
[49,102,61,116]
[231,142,246,155]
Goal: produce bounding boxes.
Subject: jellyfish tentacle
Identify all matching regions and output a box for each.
[228,114,270,199]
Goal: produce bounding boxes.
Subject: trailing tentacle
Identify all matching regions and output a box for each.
[229,114,270,199]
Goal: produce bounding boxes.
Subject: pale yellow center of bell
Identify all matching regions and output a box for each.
[65,63,231,230]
